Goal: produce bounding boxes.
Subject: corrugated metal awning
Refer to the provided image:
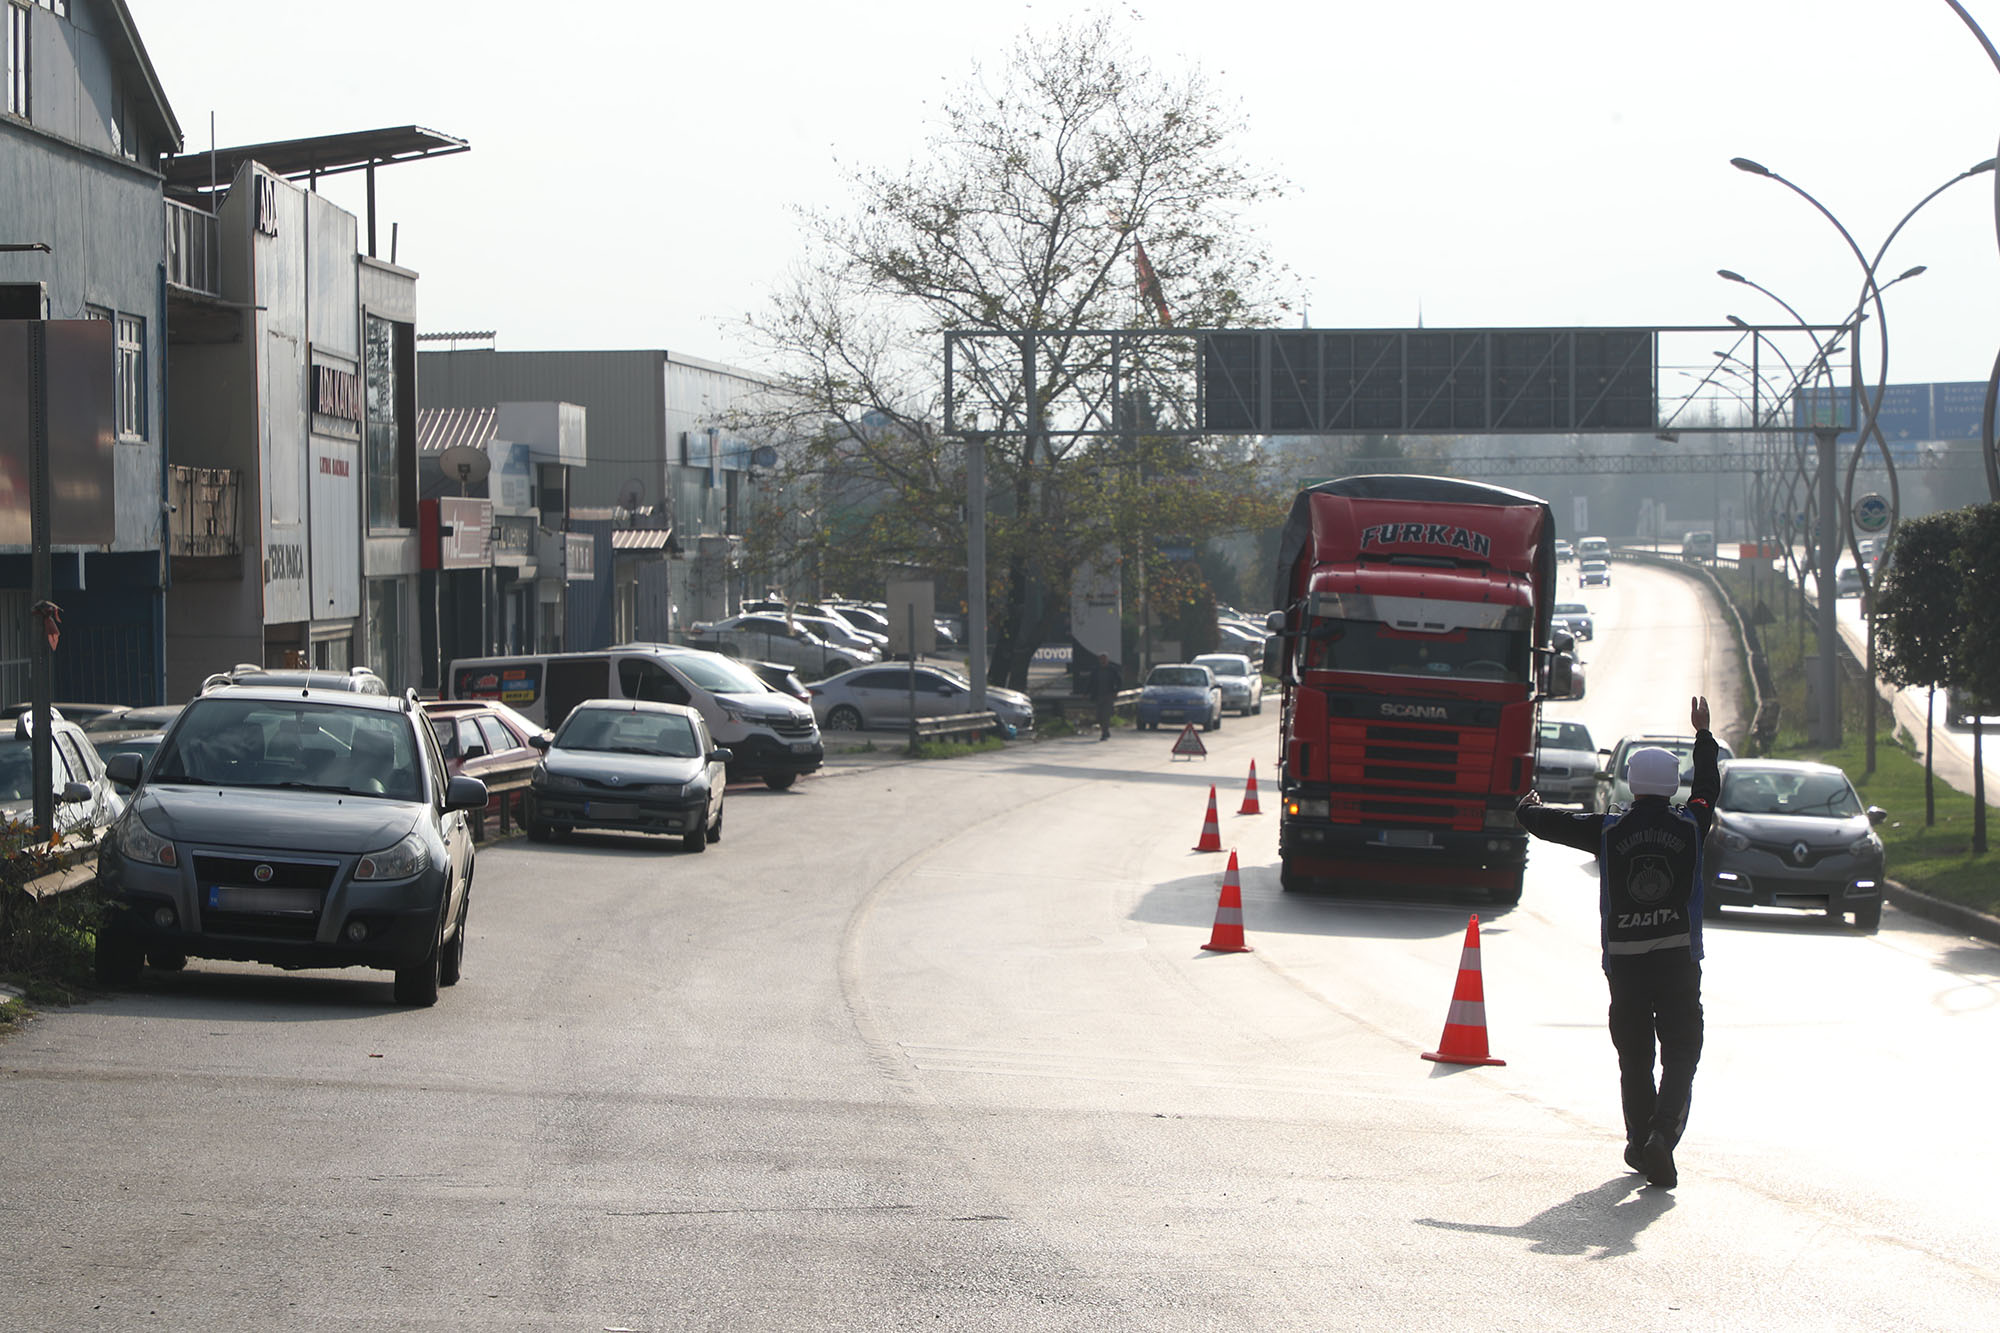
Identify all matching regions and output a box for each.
[417,406,497,456]
[611,530,675,551]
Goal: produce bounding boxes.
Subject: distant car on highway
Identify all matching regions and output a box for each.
[1136,663,1222,732]
[1191,652,1263,716]
[1533,719,1598,805]
[1553,602,1594,640]
[1704,758,1885,932]
[1579,559,1612,588]
[1593,732,1737,814]
[1554,539,1574,563]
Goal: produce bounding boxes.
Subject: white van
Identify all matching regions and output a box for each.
[446,645,822,789]
[1576,535,1610,561]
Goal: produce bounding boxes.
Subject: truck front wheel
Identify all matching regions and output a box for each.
[1489,873,1524,907]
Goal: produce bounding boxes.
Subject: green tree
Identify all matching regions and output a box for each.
[739,16,1289,687]
[1874,509,1969,826]
[1950,503,2000,852]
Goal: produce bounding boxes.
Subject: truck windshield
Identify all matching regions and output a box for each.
[1301,619,1528,682]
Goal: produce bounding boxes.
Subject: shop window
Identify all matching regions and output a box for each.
[366,579,402,688]
[364,315,407,530]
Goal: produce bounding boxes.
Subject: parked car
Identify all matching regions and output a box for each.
[1552,602,1594,641]
[524,699,729,852]
[1215,621,1267,656]
[1136,663,1222,732]
[1533,719,1599,804]
[0,708,126,844]
[1593,732,1737,814]
[809,664,1034,735]
[1191,652,1264,716]
[81,703,185,735]
[1,701,133,726]
[459,645,824,790]
[791,611,887,657]
[1704,759,1886,932]
[682,614,878,677]
[94,685,486,1005]
[200,664,389,696]
[89,729,168,771]
[421,699,547,822]
[1579,559,1612,588]
[742,658,812,704]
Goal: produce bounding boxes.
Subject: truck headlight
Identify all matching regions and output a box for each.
[116,811,177,868]
[1286,797,1329,819]
[354,832,429,881]
[1485,806,1519,831]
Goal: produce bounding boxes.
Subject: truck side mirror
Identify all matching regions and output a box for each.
[1264,610,1285,633]
[1542,655,1574,701]
[1552,630,1575,655]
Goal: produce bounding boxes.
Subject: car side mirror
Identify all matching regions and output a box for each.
[1867,806,1886,825]
[444,775,489,812]
[59,780,92,805]
[530,734,551,751]
[105,752,143,787]
[711,747,733,765]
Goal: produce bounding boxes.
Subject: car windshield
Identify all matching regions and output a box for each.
[1721,768,1863,818]
[1302,618,1528,682]
[1555,604,1588,615]
[1147,667,1210,688]
[555,708,701,758]
[1196,658,1248,677]
[150,697,422,801]
[1538,721,1592,750]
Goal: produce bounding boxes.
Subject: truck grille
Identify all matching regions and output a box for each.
[1326,716,1502,830]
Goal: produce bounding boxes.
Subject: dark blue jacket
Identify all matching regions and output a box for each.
[1517,731,1720,966]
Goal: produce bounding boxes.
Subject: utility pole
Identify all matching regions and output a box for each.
[1813,426,1841,747]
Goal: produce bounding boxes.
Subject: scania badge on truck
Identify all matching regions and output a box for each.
[1263,475,1580,902]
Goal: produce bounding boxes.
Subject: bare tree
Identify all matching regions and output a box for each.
[740,15,1290,686]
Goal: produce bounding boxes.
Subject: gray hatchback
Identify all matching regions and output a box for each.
[94,687,488,1005]
[1704,759,1886,932]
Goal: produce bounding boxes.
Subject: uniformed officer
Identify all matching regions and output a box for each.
[1516,696,1718,1189]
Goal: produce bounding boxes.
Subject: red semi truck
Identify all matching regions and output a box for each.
[1264,475,1577,903]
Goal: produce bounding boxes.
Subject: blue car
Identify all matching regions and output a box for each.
[1136,663,1223,732]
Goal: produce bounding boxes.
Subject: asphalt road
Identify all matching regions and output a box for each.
[4,561,1999,1331]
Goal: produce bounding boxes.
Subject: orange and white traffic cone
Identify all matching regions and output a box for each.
[1193,785,1223,852]
[1421,914,1506,1067]
[1201,850,1253,953]
[1237,760,1262,816]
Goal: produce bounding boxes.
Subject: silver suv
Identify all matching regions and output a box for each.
[201,664,389,695]
[95,686,487,1005]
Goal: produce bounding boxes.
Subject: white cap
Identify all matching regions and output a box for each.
[1626,747,1682,798]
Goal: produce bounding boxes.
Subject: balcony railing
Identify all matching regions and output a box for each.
[168,465,240,557]
[165,199,219,296]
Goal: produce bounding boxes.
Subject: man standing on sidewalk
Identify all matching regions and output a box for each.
[1516,696,1719,1189]
[1090,653,1120,741]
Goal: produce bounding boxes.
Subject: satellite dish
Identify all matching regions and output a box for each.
[617,478,645,513]
[751,445,778,468]
[437,444,491,492]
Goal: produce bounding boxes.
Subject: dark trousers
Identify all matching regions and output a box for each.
[1604,950,1703,1149]
[1094,701,1113,737]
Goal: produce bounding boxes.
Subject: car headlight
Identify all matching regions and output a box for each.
[353,832,429,881]
[534,768,582,791]
[1719,828,1750,851]
[116,811,177,867]
[649,783,687,799]
[1848,832,1882,857]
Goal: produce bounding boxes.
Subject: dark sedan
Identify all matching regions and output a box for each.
[1704,759,1886,932]
[525,700,730,852]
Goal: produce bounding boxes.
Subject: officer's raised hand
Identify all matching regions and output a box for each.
[1690,696,1710,733]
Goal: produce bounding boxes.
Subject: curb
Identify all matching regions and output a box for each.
[1885,879,2000,946]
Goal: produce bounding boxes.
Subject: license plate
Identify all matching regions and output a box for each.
[585,801,638,820]
[1378,830,1436,849]
[208,885,319,913]
[790,741,815,753]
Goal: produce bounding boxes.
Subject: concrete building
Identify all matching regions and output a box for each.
[160,128,464,699]
[0,0,181,704]
[418,348,774,644]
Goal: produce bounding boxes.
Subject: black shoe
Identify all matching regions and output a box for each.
[1623,1142,1645,1173]
[1643,1131,1677,1189]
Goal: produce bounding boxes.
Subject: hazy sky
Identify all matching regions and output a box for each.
[125,1,2000,387]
